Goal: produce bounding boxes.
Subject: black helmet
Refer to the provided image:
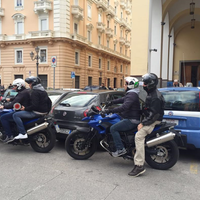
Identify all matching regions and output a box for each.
[25,76,41,86]
[142,73,158,92]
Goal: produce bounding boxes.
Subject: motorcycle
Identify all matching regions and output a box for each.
[65,104,180,170]
[0,103,56,153]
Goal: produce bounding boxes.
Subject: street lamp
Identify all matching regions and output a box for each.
[30,46,45,77]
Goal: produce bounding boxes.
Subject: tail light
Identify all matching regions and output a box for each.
[83,109,89,117]
[50,106,55,114]
[96,106,101,111]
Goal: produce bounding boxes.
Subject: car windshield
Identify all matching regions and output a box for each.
[161,90,199,111]
[59,94,97,107]
[3,89,18,97]
[48,95,61,103]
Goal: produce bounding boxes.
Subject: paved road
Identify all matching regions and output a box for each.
[0,141,199,200]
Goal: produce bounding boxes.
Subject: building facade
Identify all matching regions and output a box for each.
[0,0,132,89]
[131,0,200,87]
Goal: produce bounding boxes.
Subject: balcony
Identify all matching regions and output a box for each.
[120,0,126,9]
[96,0,107,11]
[125,23,131,32]
[71,5,83,21]
[105,5,115,18]
[105,28,113,38]
[119,37,125,45]
[119,18,127,28]
[34,0,52,14]
[125,6,131,15]
[29,30,54,38]
[0,34,6,40]
[0,8,5,17]
[125,40,130,48]
[96,22,105,33]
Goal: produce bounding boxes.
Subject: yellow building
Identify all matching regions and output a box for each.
[131,0,200,87]
[0,0,131,89]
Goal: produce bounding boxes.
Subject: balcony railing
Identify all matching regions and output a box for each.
[105,28,113,38]
[0,8,5,17]
[96,0,107,11]
[29,30,54,38]
[105,5,115,18]
[125,6,131,15]
[125,40,130,48]
[71,5,83,21]
[34,0,52,14]
[96,22,105,33]
[0,34,6,40]
[119,37,125,45]
[120,18,127,28]
[120,0,126,9]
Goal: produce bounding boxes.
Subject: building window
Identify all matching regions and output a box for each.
[74,0,79,5]
[126,34,128,40]
[15,0,24,10]
[98,35,101,45]
[75,51,79,65]
[120,46,122,54]
[120,30,123,37]
[98,13,101,22]
[12,13,25,35]
[115,6,117,14]
[114,25,116,35]
[120,64,123,72]
[0,19,2,34]
[88,77,92,85]
[125,49,127,56]
[88,55,92,67]
[15,49,23,64]
[39,48,47,63]
[126,65,128,73]
[121,11,123,19]
[88,4,91,18]
[107,0,110,6]
[107,40,109,48]
[41,19,47,31]
[107,20,109,28]
[114,66,117,73]
[114,44,116,51]
[99,58,102,69]
[120,79,123,87]
[74,23,78,34]
[107,60,110,70]
[17,22,23,34]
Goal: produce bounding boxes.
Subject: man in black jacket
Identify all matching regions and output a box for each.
[12,76,50,140]
[105,77,141,157]
[0,78,31,143]
[128,73,165,177]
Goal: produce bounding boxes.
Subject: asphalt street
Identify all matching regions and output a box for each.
[0,141,199,200]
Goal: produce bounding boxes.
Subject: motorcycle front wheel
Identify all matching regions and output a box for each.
[65,130,98,160]
[145,140,179,170]
[29,128,56,153]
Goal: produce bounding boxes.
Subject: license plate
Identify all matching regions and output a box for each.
[55,124,60,133]
[163,119,179,125]
[59,128,71,134]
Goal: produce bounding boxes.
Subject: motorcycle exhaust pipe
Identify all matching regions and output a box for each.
[27,122,49,135]
[146,132,175,147]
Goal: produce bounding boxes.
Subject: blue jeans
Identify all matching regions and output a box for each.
[13,111,40,135]
[0,111,15,137]
[110,119,138,150]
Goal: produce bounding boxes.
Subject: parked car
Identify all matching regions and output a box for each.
[83,85,100,91]
[158,87,200,151]
[46,90,72,106]
[51,90,125,140]
[0,89,18,102]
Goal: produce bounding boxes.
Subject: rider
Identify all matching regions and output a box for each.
[0,78,31,143]
[128,73,165,177]
[12,76,51,140]
[105,77,141,157]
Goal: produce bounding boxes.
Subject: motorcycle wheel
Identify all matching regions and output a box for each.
[65,130,98,160]
[145,140,179,170]
[29,128,56,153]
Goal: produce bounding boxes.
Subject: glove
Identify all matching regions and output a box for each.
[104,109,112,114]
[106,101,113,107]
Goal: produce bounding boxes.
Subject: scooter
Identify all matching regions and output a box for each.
[65,104,180,170]
[0,103,56,153]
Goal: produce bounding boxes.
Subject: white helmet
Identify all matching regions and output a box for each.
[12,78,26,91]
[124,77,139,89]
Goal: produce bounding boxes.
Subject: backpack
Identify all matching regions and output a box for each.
[46,96,52,113]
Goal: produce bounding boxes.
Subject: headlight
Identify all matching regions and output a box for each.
[99,120,102,124]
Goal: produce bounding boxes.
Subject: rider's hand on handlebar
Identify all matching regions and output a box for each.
[105,101,113,107]
[20,106,25,111]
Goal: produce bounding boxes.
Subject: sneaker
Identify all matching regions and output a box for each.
[111,148,127,157]
[3,136,14,143]
[14,133,28,140]
[128,165,146,177]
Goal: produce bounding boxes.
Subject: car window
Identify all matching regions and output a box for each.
[60,94,97,107]
[161,90,199,111]
[111,93,124,100]
[3,89,18,97]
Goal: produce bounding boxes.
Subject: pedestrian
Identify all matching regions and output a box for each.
[173,79,183,87]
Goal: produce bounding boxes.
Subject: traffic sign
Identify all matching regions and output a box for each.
[51,56,57,67]
[71,71,75,79]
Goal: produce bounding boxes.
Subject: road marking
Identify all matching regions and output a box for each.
[190,164,198,174]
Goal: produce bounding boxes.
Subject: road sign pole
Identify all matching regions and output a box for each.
[53,67,55,89]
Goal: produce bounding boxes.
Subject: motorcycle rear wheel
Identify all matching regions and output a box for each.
[30,128,56,153]
[65,130,98,160]
[145,140,179,170]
